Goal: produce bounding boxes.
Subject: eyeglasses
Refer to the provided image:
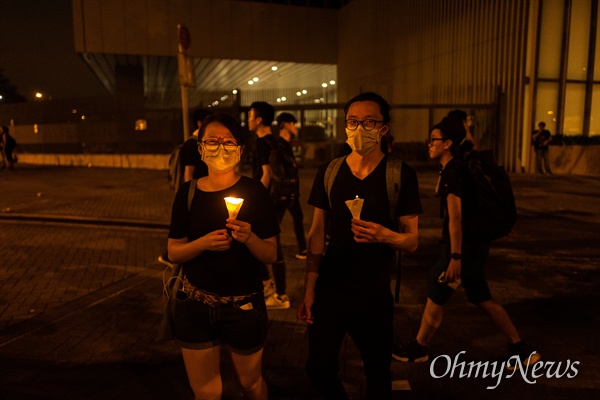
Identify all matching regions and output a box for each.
[345,119,385,131]
[201,139,240,152]
[427,137,445,145]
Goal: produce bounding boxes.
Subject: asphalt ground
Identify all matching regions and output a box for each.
[0,163,599,400]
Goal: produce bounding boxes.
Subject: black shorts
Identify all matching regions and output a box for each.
[427,239,492,305]
[173,292,268,355]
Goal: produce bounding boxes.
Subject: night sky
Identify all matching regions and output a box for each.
[0,0,106,101]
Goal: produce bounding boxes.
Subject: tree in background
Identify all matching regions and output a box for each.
[0,69,26,103]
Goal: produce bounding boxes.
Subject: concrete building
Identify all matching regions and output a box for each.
[4,0,600,173]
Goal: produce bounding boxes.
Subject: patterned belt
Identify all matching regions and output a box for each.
[182,278,257,307]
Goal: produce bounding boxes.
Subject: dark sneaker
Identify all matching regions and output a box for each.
[392,339,429,362]
[506,341,541,370]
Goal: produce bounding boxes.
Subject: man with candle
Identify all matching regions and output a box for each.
[297,92,423,399]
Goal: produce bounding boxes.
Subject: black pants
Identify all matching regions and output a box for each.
[306,287,393,400]
[275,195,307,254]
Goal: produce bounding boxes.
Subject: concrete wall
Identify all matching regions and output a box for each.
[15,145,600,177]
[72,0,337,64]
[16,153,169,170]
[336,0,529,172]
[548,146,600,176]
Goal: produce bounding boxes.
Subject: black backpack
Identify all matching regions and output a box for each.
[167,137,196,192]
[265,135,298,204]
[462,150,517,240]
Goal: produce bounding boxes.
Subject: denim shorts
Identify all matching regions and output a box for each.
[173,290,268,355]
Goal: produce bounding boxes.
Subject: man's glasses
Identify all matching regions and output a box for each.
[201,139,240,152]
[345,119,385,131]
[427,137,445,145]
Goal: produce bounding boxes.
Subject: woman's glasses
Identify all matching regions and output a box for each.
[201,139,239,152]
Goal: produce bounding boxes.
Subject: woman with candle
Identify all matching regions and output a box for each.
[166,113,278,400]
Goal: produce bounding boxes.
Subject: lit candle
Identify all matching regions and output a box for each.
[224,197,244,219]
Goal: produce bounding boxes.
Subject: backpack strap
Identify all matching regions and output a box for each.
[324,155,347,210]
[385,157,403,304]
[187,179,197,210]
[386,157,402,231]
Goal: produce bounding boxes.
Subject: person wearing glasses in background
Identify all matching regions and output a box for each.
[167,113,279,400]
[393,117,540,371]
[297,92,422,399]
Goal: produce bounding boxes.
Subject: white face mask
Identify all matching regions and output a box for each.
[202,146,241,173]
[346,126,382,156]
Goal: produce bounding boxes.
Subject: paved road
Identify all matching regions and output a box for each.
[0,164,598,399]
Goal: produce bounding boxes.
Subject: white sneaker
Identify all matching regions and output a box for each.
[265,294,290,309]
[263,281,276,298]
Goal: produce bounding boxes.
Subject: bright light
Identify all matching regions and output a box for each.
[329,80,336,85]
[321,83,328,88]
[232,89,238,94]
[302,90,307,94]
[253,77,259,82]
[248,80,254,85]
[547,110,554,115]
[296,92,302,96]
[35,92,43,99]
[281,96,286,101]
[221,95,228,101]
[0,95,3,100]
[271,66,278,71]
[277,98,282,103]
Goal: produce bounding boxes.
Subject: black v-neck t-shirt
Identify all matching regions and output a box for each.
[308,156,422,292]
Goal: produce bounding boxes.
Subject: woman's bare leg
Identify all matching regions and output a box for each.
[181,345,222,400]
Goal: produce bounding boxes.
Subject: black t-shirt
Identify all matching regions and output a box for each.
[308,156,423,292]
[182,136,208,179]
[437,157,463,242]
[252,135,273,182]
[168,176,280,296]
[532,129,551,150]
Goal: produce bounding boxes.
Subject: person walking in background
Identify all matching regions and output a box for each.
[248,101,291,310]
[182,108,213,182]
[275,112,308,260]
[532,121,553,174]
[297,92,422,399]
[1,125,17,171]
[166,113,278,400]
[159,109,213,267]
[392,117,540,370]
